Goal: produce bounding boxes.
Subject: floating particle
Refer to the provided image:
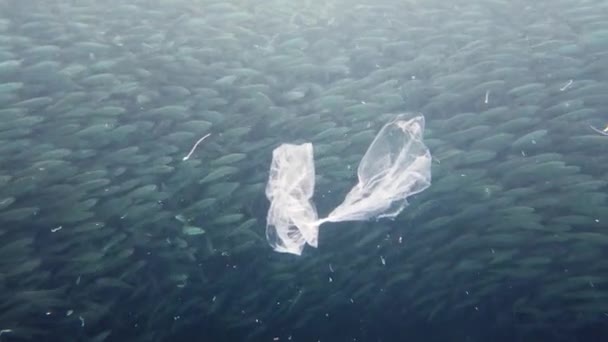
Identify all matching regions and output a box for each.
[560,79,573,91]
[589,125,608,136]
[183,133,211,161]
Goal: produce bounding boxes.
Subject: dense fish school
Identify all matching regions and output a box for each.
[0,0,608,341]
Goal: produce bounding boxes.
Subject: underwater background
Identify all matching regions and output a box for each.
[1,0,608,341]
